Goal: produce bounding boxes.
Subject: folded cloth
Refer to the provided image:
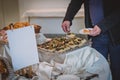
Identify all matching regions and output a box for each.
[36,33,47,44]
[57,74,80,80]
[33,62,53,80]
[63,46,99,74]
[0,44,11,62]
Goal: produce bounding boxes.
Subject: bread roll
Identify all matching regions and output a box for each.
[0,60,7,74]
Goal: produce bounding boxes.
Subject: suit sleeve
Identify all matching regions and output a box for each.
[63,0,84,25]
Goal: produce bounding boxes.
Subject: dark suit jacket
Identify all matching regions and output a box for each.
[63,0,120,45]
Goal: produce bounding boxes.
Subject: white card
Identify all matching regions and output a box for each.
[7,26,39,71]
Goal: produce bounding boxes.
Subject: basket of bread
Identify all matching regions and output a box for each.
[2,22,41,33]
[0,56,38,80]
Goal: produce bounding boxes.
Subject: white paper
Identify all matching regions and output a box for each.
[7,26,39,71]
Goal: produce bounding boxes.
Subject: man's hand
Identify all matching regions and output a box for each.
[89,25,101,36]
[61,21,71,33]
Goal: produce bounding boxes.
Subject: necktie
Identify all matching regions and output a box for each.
[89,0,104,26]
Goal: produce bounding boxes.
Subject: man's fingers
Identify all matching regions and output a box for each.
[62,21,71,32]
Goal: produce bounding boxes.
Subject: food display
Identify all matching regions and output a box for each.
[2,22,30,30]
[66,32,76,38]
[2,22,41,33]
[38,34,87,54]
[15,66,36,78]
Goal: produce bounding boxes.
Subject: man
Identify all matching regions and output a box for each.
[61,0,120,80]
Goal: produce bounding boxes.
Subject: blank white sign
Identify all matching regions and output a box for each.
[7,26,39,71]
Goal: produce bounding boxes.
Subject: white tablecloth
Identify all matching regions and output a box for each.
[37,46,112,80]
[0,44,112,80]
